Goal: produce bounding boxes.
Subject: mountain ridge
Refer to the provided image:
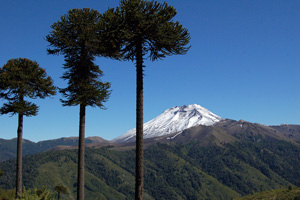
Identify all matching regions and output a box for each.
[1,138,300,199]
[114,104,222,143]
[1,119,300,161]
[0,136,109,162]
[1,103,299,161]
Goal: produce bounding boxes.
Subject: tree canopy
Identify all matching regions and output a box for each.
[55,185,69,200]
[102,0,191,61]
[0,58,56,116]
[46,8,112,108]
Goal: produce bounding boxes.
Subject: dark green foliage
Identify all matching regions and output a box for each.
[0,169,3,177]
[104,0,191,61]
[0,58,56,116]
[1,139,300,199]
[181,140,300,195]
[0,139,37,162]
[46,8,111,107]
[54,185,69,200]
[143,144,235,200]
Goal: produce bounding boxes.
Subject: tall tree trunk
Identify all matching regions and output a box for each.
[15,113,23,198]
[77,104,86,200]
[135,41,144,200]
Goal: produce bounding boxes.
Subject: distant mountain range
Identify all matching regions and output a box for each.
[1,104,300,199]
[0,137,110,162]
[1,104,299,161]
[1,131,300,199]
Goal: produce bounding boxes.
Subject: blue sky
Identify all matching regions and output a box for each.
[0,0,299,142]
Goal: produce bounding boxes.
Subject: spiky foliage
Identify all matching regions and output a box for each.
[46,8,115,200]
[54,185,69,200]
[0,58,56,198]
[117,0,190,61]
[46,8,111,108]
[102,1,190,199]
[0,58,56,116]
[21,187,55,200]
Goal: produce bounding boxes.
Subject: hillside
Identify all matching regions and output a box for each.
[1,108,300,162]
[1,138,300,199]
[234,186,300,200]
[0,136,110,162]
[1,110,300,199]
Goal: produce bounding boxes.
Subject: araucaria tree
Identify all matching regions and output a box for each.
[54,185,69,200]
[46,8,112,200]
[0,58,56,198]
[102,0,191,199]
[0,169,4,177]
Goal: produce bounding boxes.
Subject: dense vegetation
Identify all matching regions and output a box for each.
[1,139,300,199]
[0,187,56,200]
[234,186,300,200]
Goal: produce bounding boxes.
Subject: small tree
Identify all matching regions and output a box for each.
[54,185,69,200]
[22,187,55,200]
[46,8,116,200]
[0,58,56,198]
[102,1,190,199]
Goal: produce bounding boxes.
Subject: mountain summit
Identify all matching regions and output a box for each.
[114,104,222,143]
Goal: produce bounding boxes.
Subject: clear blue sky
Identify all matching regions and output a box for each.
[0,0,299,142]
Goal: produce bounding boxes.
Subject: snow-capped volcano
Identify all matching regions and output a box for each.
[114,104,222,143]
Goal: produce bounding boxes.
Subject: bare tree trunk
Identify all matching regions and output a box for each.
[135,41,144,200]
[77,104,86,200]
[15,113,23,198]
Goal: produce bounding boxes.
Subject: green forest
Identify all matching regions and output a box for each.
[1,139,300,199]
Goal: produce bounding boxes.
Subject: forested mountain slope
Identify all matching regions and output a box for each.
[1,138,300,200]
[0,137,109,162]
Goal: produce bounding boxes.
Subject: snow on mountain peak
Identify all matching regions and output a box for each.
[113,104,222,143]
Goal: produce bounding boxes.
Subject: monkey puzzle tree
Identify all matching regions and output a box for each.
[54,185,69,200]
[46,8,114,200]
[0,58,56,198]
[101,1,190,199]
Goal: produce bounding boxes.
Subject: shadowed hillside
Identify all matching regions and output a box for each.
[1,138,300,199]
